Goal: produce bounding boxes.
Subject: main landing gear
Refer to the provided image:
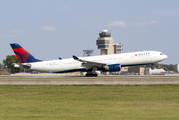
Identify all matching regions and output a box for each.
[86,72,98,77]
[85,67,98,77]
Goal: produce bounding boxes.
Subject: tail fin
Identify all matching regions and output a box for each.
[10,43,41,63]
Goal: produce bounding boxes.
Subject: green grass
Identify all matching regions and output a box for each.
[0,85,179,120]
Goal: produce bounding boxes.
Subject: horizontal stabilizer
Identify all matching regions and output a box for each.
[13,63,31,69]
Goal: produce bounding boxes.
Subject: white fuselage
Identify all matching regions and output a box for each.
[27,51,167,73]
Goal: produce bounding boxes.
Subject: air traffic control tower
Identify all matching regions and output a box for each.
[96,30,122,55]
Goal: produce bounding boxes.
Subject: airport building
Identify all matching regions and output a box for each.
[96,30,125,75]
[176,64,179,72]
[145,68,166,75]
[127,67,166,75]
[96,30,123,55]
[128,67,145,75]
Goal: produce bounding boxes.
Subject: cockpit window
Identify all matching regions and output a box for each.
[160,53,163,55]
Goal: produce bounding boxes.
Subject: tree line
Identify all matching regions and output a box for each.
[0,55,177,74]
[1,55,21,73]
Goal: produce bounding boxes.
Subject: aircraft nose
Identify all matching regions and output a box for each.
[164,54,168,59]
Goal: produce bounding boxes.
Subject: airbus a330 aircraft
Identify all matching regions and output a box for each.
[10,43,167,77]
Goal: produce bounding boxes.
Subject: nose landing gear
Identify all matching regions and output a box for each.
[151,64,154,70]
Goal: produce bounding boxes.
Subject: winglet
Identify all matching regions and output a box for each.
[72,55,79,60]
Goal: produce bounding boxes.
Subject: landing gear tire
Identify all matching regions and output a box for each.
[93,73,98,77]
[86,73,92,77]
[85,73,98,77]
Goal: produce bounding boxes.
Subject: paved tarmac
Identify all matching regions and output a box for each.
[1,74,179,78]
[0,74,179,85]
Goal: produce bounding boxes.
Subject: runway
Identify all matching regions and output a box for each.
[1,73,179,78]
[0,74,179,85]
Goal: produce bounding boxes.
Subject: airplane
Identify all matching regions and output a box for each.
[10,43,168,77]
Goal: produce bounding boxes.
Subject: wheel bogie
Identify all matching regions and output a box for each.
[86,72,98,77]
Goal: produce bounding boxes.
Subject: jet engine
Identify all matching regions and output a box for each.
[104,64,121,71]
[95,71,101,75]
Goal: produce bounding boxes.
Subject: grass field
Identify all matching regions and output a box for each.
[0,85,179,120]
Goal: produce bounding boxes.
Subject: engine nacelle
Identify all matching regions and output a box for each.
[104,64,121,71]
[95,71,101,75]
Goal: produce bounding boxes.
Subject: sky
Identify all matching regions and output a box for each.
[0,0,179,64]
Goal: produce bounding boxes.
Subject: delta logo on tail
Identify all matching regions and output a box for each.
[10,43,41,63]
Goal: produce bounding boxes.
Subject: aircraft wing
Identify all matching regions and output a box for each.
[73,55,107,69]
